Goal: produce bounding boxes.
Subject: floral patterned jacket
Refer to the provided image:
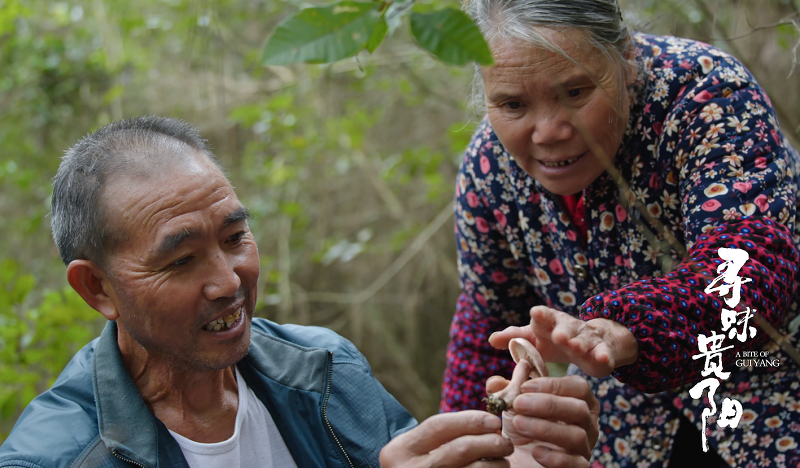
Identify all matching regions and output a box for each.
[441,33,800,467]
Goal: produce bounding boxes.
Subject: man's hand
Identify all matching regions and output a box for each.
[489,306,638,377]
[379,411,513,467]
[485,375,600,468]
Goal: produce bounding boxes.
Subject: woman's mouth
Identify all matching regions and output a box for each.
[540,153,585,168]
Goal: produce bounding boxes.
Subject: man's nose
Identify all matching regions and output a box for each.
[203,251,242,300]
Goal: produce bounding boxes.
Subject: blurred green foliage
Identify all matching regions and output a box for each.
[0,259,97,425]
[0,0,473,437]
[1,0,799,442]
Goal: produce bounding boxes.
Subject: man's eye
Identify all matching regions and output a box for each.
[228,231,246,244]
[505,101,522,110]
[171,256,193,267]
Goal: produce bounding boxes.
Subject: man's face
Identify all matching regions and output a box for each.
[101,155,259,372]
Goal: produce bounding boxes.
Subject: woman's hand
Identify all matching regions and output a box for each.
[486,375,600,468]
[489,306,638,377]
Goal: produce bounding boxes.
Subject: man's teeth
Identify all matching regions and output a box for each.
[542,156,579,168]
[203,308,242,331]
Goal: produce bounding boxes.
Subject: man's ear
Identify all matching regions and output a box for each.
[66,260,119,321]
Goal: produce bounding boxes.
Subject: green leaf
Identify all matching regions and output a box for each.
[262,1,384,65]
[366,19,388,53]
[409,8,493,66]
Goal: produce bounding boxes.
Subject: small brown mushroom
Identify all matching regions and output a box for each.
[484,338,548,415]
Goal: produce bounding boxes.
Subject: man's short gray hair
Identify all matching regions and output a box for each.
[51,116,223,266]
[467,0,635,112]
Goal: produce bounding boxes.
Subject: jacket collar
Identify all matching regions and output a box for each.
[93,321,160,468]
[92,320,334,468]
[242,324,330,394]
[239,324,337,467]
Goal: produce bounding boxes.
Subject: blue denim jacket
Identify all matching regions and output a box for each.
[0,319,417,468]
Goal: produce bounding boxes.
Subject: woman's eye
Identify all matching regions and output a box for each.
[567,88,583,98]
[505,101,522,110]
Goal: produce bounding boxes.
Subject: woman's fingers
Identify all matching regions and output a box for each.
[563,332,614,375]
[527,307,622,376]
[529,306,559,331]
[493,308,613,373]
[590,342,613,367]
[531,306,588,347]
[586,317,639,368]
[488,325,535,350]
[555,324,590,353]
[526,308,638,376]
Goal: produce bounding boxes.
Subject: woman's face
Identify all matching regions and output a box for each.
[483,29,635,196]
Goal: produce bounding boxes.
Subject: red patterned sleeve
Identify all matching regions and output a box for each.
[579,217,798,393]
[440,293,516,412]
[440,118,540,412]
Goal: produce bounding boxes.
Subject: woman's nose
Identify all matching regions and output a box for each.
[529,112,573,145]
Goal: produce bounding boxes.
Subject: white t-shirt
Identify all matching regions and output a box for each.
[168,367,298,468]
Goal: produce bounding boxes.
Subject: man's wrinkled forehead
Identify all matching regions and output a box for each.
[98,151,233,250]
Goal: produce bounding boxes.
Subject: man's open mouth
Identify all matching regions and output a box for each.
[203,307,242,331]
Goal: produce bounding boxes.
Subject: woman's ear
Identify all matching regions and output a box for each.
[66,260,119,321]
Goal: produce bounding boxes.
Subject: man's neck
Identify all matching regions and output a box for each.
[118,334,240,443]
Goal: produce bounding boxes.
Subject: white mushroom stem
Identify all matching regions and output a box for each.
[485,338,548,415]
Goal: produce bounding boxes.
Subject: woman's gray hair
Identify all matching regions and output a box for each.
[467,0,636,113]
